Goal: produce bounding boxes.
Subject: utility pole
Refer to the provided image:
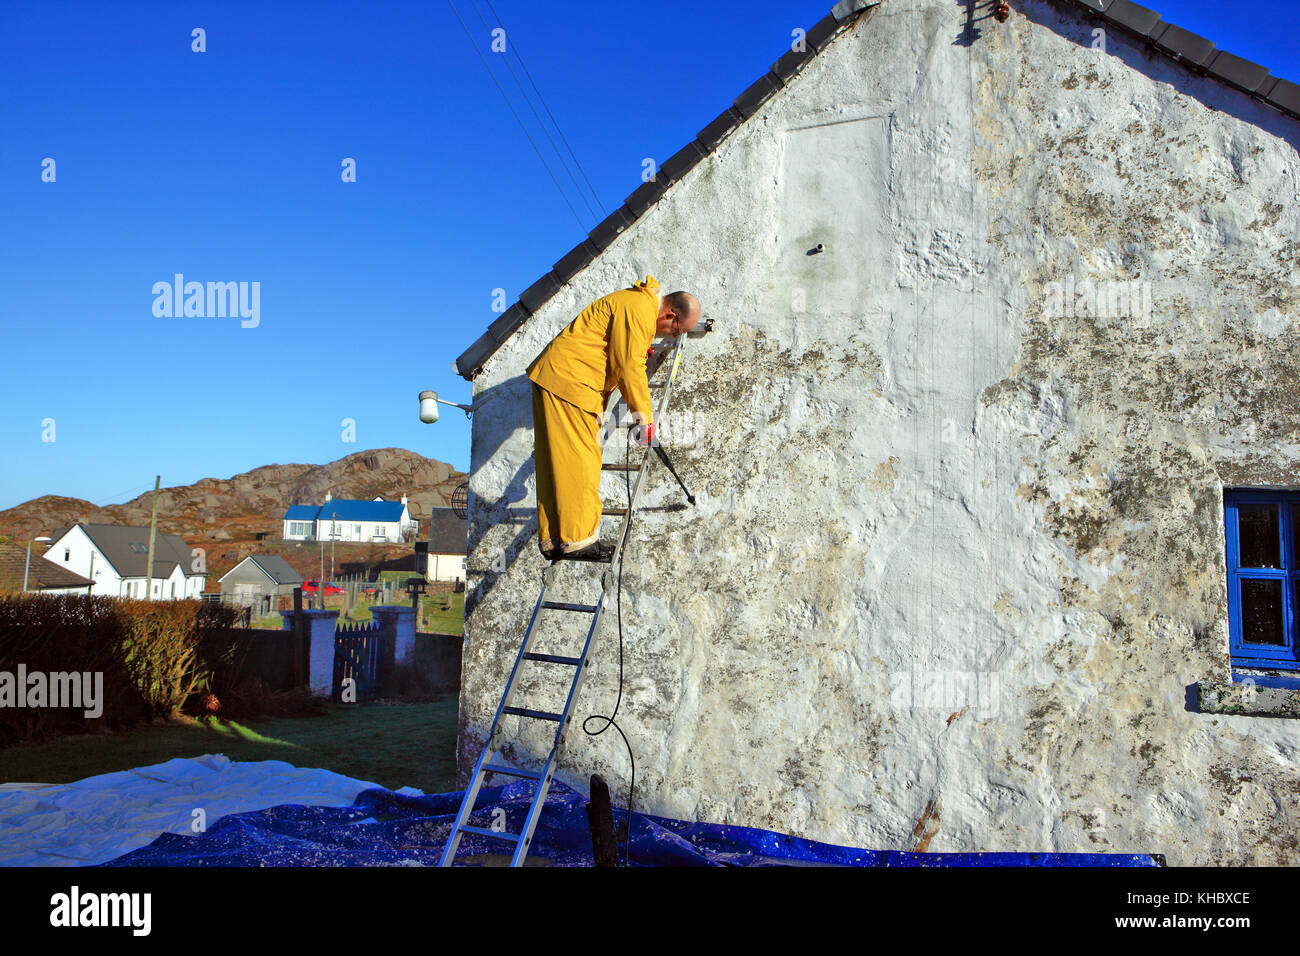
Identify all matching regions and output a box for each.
[145,475,160,601]
[22,535,51,592]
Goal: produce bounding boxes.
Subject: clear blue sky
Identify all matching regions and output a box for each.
[1,0,1295,511]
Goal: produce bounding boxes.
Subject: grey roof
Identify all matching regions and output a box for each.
[451,0,1299,382]
[242,554,304,586]
[65,523,198,579]
[426,507,468,555]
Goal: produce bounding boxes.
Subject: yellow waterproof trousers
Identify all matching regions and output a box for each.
[532,382,602,553]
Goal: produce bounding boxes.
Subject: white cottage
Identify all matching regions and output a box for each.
[43,523,206,599]
[449,0,1300,865]
[282,496,417,543]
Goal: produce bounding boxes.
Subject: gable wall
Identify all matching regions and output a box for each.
[461,0,1300,863]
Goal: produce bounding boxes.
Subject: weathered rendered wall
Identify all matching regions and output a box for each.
[460,0,1300,864]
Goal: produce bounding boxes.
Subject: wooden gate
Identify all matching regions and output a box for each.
[333,620,381,701]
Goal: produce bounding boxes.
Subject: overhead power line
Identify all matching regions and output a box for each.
[481,0,606,221]
[468,0,601,224]
[446,0,589,232]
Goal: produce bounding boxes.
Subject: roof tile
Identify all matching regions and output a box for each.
[1264,77,1300,117]
[588,207,633,251]
[772,46,813,83]
[697,107,744,150]
[489,302,529,341]
[519,273,563,315]
[1103,0,1162,39]
[552,240,599,283]
[1206,49,1270,94]
[661,141,706,182]
[455,338,494,379]
[1151,23,1215,67]
[623,178,666,218]
[733,73,782,118]
[805,13,841,51]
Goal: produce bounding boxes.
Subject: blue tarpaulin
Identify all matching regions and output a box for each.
[103,780,1164,866]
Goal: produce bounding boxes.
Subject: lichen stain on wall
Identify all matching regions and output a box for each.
[456,0,1299,864]
[972,2,1300,862]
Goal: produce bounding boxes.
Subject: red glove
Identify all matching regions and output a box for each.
[636,421,656,446]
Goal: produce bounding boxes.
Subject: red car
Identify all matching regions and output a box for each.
[302,580,344,596]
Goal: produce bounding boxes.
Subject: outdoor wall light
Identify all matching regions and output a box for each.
[419,390,473,424]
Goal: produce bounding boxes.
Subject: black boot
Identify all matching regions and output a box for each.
[561,541,615,563]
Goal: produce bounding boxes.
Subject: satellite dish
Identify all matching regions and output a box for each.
[451,482,469,520]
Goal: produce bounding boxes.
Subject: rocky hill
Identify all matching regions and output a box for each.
[0,448,467,544]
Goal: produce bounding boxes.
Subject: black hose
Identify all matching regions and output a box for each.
[580,421,637,867]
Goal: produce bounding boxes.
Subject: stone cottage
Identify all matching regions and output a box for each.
[449,0,1300,864]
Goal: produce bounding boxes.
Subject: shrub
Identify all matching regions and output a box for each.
[0,594,241,745]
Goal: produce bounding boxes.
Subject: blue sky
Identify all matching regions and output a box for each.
[1,0,1296,512]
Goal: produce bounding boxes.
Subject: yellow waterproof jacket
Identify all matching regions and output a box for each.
[526,276,659,422]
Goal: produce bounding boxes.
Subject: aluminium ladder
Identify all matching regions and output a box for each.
[438,321,710,867]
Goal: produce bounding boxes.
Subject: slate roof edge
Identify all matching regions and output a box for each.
[452,0,880,381]
[1060,0,1300,117]
[454,0,1299,383]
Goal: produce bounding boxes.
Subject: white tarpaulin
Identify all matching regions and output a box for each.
[0,754,416,866]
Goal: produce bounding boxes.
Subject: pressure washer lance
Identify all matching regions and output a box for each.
[652,444,695,506]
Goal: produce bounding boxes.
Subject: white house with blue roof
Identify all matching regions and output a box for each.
[282,495,416,543]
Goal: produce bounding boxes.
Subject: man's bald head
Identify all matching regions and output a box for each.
[657,290,701,335]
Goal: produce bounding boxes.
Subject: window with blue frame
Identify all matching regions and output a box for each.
[1224,489,1300,672]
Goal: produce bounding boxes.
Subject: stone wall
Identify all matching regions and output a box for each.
[459,0,1300,864]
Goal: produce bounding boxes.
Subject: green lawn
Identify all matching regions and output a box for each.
[0,697,460,794]
[420,591,465,635]
[247,590,464,634]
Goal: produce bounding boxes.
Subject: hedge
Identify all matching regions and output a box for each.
[0,594,248,745]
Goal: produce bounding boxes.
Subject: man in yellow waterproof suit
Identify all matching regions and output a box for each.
[527,276,700,561]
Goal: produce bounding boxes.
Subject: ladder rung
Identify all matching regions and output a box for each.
[504,706,563,722]
[482,763,542,780]
[540,601,598,613]
[602,507,628,516]
[458,824,522,843]
[601,463,642,471]
[523,652,583,666]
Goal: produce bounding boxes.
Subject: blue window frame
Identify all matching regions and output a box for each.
[1224,489,1300,671]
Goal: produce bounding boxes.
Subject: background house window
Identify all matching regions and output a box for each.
[1224,489,1300,671]
[64,549,70,561]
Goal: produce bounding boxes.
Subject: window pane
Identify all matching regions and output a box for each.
[1238,504,1281,568]
[1241,578,1285,645]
